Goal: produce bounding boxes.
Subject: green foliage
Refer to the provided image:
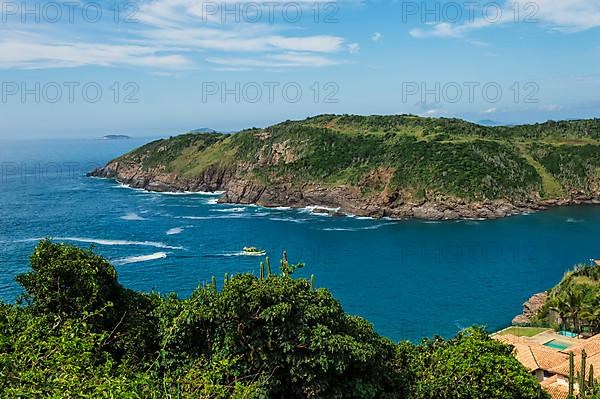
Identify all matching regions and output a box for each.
[528,143,600,193]
[120,132,228,172]
[109,114,600,203]
[0,241,549,398]
[403,327,550,399]
[537,263,600,334]
[17,239,121,320]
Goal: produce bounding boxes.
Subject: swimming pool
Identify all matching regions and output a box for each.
[559,330,578,338]
[544,340,572,351]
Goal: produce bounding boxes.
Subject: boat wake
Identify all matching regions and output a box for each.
[47,237,183,250]
[120,212,146,221]
[166,227,184,235]
[113,252,167,265]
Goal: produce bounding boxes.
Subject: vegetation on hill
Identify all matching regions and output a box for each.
[535,263,600,335]
[112,115,600,202]
[0,240,551,398]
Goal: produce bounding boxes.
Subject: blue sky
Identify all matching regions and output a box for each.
[0,0,599,138]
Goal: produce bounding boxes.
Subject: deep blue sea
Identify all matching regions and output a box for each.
[1,138,598,342]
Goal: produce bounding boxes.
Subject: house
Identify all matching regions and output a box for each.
[495,333,600,399]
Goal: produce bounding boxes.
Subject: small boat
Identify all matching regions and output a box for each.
[243,246,266,256]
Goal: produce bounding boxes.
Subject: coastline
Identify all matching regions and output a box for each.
[88,163,600,221]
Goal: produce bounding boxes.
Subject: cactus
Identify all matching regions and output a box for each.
[212,275,217,289]
[580,349,587,393]
[265,257,272,277]
[224,273,229,284]
[589,364,595,391]
[310,274,315,291]
[260,262,265,280]
[569,351,575,399]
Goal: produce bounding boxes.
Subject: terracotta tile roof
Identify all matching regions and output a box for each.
[496,333,600,399]
[562,333,600,357]
[495,334,568,371]
[548,351,600,377]
[546,334,600,376]
[541,380,570,399]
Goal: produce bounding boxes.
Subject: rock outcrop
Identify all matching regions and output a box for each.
[88,115,600,220]
[89,160,555,220]
[512,292,548,325]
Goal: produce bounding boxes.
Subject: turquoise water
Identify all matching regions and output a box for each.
[1,138,599,342]
[543,340,572,350]
[558,330,578,338]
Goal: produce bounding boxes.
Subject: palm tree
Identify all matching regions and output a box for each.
[581,306,600,334]
[563,286,585,333]
[549,299,568,332]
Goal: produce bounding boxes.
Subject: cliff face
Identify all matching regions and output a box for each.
[512,292,549,325]
[90,159,544,219]
[89,115,600,220]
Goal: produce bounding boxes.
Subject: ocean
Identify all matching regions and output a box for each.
[0,137,598,342]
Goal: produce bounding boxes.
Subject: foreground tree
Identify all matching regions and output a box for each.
[0,241,550,398]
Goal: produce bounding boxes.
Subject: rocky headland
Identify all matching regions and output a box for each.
[88,115,600,220]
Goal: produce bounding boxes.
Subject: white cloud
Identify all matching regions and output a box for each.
[534,0,600,32]
[347,43,360,54]
[410,0,600,39]
[424,109,448,116]
[482,107,497,114]
[372,32,383,42]
[206,52,343,68]
[539,104,561,112]
[0,0,351,70]
[0,32,190,69]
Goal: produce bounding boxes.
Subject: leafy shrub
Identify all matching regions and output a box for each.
[0,241,550,398]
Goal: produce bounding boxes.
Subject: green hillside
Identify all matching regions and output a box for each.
[112,115,600,202]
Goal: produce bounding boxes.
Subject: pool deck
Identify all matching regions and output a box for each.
[492,328,581,349]
[532,331,579,349]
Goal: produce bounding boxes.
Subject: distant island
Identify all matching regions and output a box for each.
[103,134,131,140]
[89,114,600,220]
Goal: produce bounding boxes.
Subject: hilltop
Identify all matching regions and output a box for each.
[89,114,600,220]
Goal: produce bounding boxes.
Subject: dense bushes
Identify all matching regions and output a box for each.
[0,241,549,398]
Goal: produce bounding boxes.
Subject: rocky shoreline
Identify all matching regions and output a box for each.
[512,292,549,325]
[88,161,600,221]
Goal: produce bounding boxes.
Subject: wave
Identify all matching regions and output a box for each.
[205,198,219,205]
[120,212,146,221]
[113,183,146,192]
[269,217,307,224]
[158,190,225,196]
[214,207,246,213]
[302,205,341,213]
[113,252,167,265]
[178,214,245,220]
[321,223,394,232]
[166,227,184,235]
[348,215,376,220]
[112,184,224,196]
[49,237,183,250]
[566,218,584,223]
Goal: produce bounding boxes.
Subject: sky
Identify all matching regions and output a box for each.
[0,0,599,138]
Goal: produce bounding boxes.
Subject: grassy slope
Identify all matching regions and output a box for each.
[115,115,600,202]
